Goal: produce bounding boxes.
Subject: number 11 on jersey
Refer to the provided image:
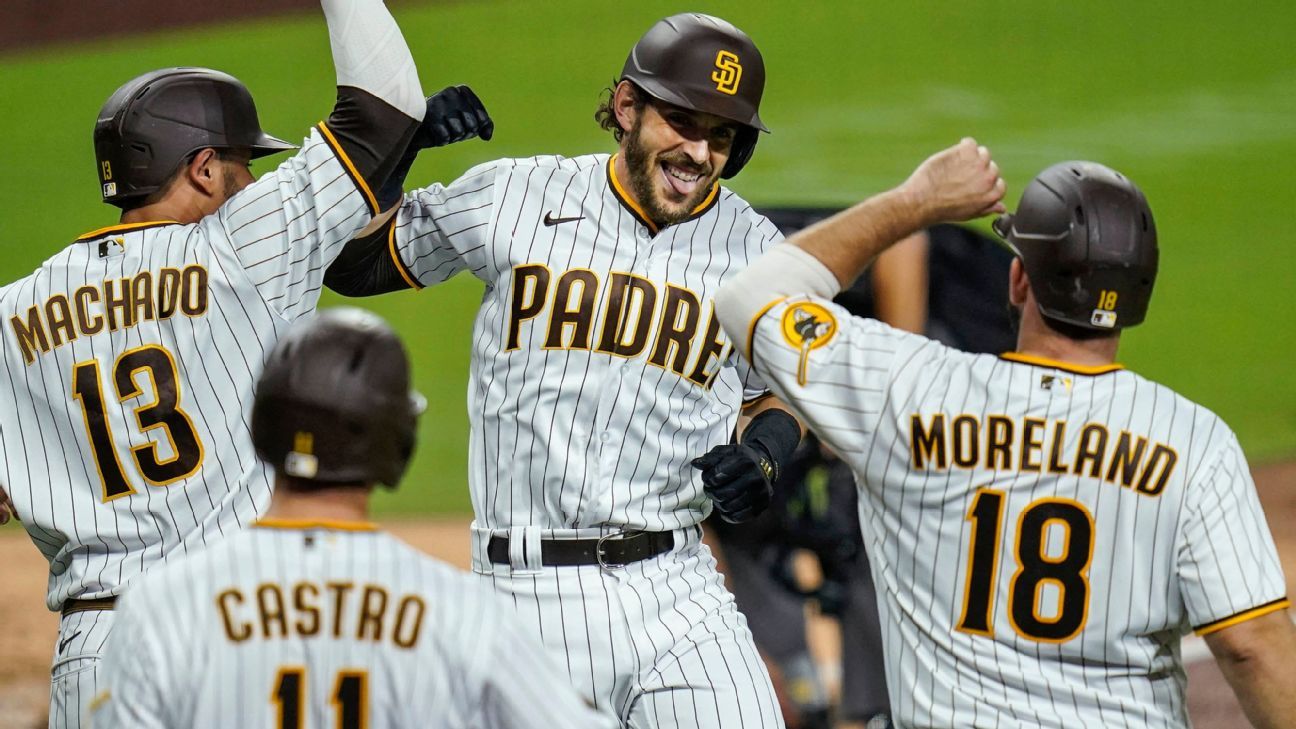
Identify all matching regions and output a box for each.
[956,488,1095,643]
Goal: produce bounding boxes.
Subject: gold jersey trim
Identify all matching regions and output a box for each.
[387,219,423,290]
[606,155,720,236]
[316,121,380,216]
[999,352,1125,375]
[253,517,379,533]
[745,296,787,364]
[1194,597,1290,636]
[76,220,179,242]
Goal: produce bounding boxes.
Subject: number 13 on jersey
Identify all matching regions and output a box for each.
[956,488,1095,643]
[71,344,205,502]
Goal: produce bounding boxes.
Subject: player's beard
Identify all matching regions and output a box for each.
[222,171,242,202]
[623,117,717,229]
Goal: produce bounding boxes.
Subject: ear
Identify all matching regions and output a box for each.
[612,80,642,135]
[1008,258,1031,307]
[184,148,223,198]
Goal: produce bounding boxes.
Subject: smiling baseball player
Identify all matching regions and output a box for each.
[0,1,436,725]
[325,13,804,728]
[716,142,1296,728]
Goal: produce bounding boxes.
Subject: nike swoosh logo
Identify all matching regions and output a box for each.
[59,630,82,654]
[543,211,584,227]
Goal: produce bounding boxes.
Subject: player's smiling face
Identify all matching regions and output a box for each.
[619,93,735,228]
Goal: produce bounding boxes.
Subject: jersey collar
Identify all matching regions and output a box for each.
[999,352,1125,375]
[606,155,719,236]
[75,220,180,242]
[253,517,379,533]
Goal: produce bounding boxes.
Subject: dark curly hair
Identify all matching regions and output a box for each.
[594,79,647,142]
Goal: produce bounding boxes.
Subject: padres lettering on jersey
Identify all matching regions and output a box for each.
[389,153,784,531]
[504,263,730,388]
[91,522,615,729]
[739,295,1289,729]
[0,126,376,611]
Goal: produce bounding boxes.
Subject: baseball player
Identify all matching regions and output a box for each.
[716,141,1296,727]
[326,13,805,728]
[0,2,440,725]
[711,216,1017,729]
[89,308,615,729]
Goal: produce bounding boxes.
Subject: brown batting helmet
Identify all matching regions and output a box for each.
[251,308,424,488]
[620,13,768,178]
[993,162,1158,331]
[93,67,295,208]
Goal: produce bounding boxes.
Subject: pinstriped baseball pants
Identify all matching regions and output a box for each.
[474,525,784,728]
[48,609,114,729]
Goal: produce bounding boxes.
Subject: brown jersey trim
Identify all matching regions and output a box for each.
[75,220,179,242]
[387,218,423,290]
[1194,597,1290,636]
[606,155,720,236]
[317,121,380,216]
[998,352,1125,375]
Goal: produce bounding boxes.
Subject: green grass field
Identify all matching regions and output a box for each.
[1,0,1292,515]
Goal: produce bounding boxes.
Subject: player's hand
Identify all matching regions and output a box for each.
[901,137,1006,224]
[376,85,494,209]
[415,85,494,148]
[691,444,775,523]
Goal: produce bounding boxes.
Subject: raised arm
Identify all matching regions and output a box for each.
[325,86,496,297]
[318,0,426,193]
[715,138,1003,357]
[214,0,428,319]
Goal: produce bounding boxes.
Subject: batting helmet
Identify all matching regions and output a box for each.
[93,67,296,208]
[621,13,767,179]
[993,161,1158,331]
[251,308,424,488]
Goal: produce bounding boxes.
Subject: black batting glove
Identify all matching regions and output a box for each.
[377,85,494,209]
[692,442,776,524]
[417,84,494,148]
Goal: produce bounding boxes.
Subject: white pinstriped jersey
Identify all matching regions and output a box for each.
[390,153,781,531]
[740,296,1288,729]
[0,126,377,611]
[91,520,616,729]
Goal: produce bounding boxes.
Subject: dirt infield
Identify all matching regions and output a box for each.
[0,462,1291,727]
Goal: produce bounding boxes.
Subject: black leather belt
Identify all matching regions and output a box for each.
[61,597,117,616]
[487,530,677,568]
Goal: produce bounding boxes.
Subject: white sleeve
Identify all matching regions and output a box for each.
[390,160,502,288]
[477,612,618,729]
[321,0,424,119]
[729,216,793,402]
[728,293,940,463]
[211,127,378,321]
[1178,433,1289,635]
[90,586,172,729]
[715,243,843,359]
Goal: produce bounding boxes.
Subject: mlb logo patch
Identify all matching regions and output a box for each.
[1041,375,1073,392]
[1090,310,1118,328]
[102,182,117,199]
[98,238,126,258]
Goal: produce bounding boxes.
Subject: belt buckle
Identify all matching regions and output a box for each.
[596,532,626,571]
